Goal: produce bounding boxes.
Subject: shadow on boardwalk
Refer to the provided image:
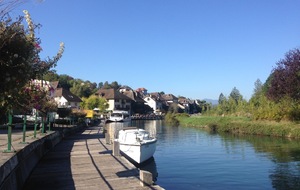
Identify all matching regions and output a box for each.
[22,125,162,190]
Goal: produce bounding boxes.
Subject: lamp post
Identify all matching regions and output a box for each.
[3,110,14,153]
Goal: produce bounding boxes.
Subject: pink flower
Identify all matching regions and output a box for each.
[34,43,42,51]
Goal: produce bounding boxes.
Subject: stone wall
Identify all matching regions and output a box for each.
[0,125,83,190]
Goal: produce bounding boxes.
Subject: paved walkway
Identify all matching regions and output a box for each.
[22,125,163,190]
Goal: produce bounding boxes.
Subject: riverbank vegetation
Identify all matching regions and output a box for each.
[176,115,300,139]
[213,49,300,122]
[173,48,300,139]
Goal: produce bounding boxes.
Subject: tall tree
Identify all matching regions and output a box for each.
[58,74,73,90]
[111,81,120,89]
[103,81,110,89]
[229,87,242,104]
[218,93,226,104]
[98,82,103,89]
[267,48,300,101]
[253,79,263,97]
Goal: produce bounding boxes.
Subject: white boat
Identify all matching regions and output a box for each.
[106,110,131,122]
[116,128,157,164]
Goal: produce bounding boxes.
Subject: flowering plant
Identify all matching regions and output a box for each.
[16,80,57,115]
[0,9,64,116]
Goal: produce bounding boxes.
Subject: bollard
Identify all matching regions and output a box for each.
[113,140,120,156]
[140,170,153,186]
[105,132,110,144]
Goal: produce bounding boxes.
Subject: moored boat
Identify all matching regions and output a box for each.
[106,110,131,123]
[115,128,157,164]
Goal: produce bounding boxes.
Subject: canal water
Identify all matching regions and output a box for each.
[106,120,300,190]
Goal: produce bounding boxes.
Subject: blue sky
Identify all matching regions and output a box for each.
[13,0,300,100]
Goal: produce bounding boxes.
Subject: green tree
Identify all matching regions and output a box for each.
[81,95,108,113]
[98,82,103,89]
[217,96,229,115]
[218,93,226,105]
[58,74,73,90]
[86,95,100,110]
[98,97,109,113]
[100,81,121,89]
[253,79,263,97]
[43,71,59,82]
[111,81,120,89]
[103,81,110,89]
[70,82,92,98]
[230,87,242,104]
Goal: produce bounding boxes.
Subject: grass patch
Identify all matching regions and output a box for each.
[176,114,300,139]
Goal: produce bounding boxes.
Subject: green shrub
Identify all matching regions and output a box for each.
[177,115,300,139]
[165,112,179,126]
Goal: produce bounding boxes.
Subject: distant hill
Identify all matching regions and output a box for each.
[204,99,218,106]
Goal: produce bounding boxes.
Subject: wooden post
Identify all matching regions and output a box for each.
[105,132,110,144]
[113,140,120,156]
[140,170,153,186]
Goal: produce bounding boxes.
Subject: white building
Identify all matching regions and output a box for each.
[54,88,82,109]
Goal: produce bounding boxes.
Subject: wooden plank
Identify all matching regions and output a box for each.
[23,126,163,190]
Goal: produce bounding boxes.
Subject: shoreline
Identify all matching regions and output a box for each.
[177,115,300,139]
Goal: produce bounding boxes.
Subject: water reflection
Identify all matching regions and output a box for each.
[217,133,300,190]
[270,162,300,190]
[106,120,300,189]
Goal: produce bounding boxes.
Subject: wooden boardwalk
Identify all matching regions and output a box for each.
[22,125,163,190]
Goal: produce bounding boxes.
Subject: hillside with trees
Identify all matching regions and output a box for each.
[42,47,300,123]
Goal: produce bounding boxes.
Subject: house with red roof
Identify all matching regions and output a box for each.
[95,88,132,112]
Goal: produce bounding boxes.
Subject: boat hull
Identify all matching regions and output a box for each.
[106,117,131,123]
[107,110,131,123]
[119,140,156,164]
